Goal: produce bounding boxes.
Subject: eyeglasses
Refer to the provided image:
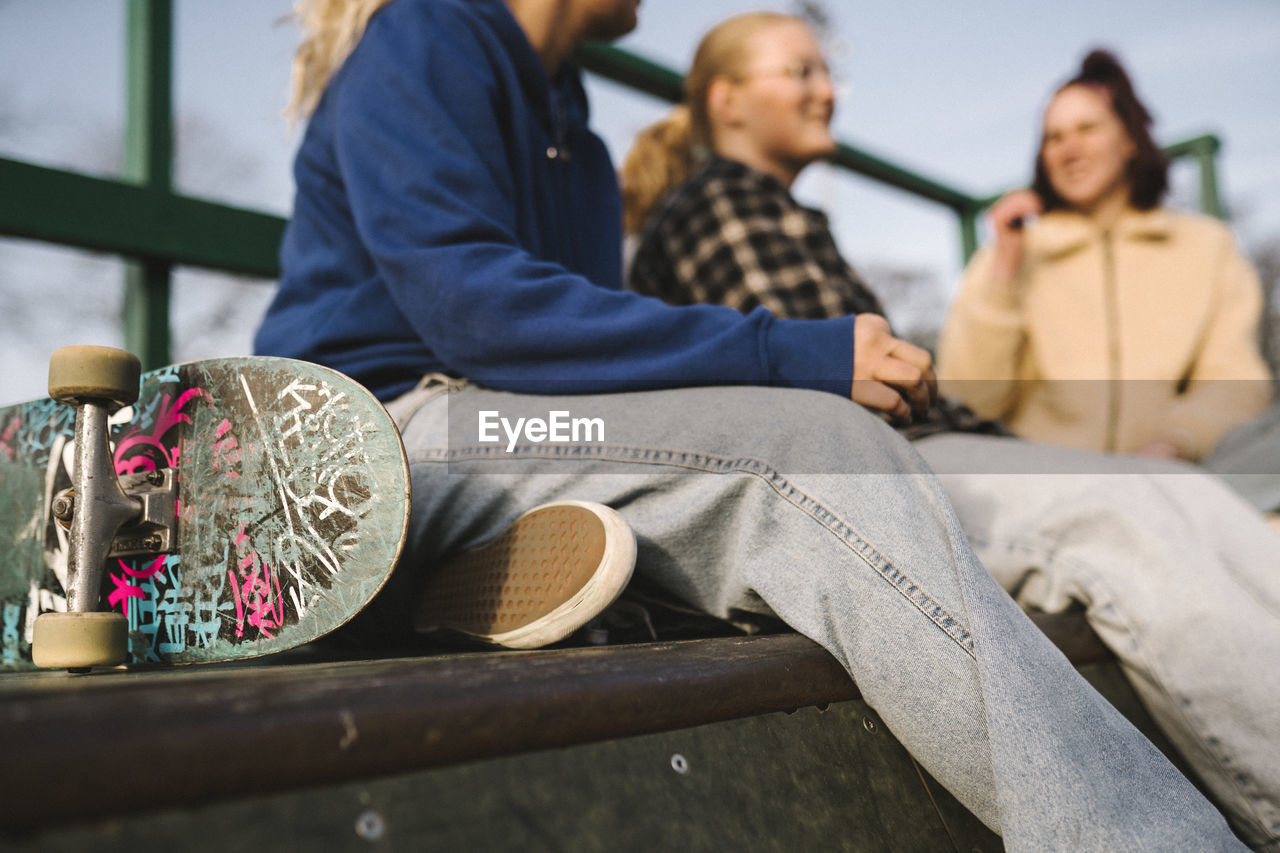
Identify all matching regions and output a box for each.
[746,59,832,86]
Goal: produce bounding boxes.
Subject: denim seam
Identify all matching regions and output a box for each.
[996,534,1275,830]
[412,441,977,658]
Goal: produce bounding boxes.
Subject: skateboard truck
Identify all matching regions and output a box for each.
[51,469,178,558]
[32,346,151,671]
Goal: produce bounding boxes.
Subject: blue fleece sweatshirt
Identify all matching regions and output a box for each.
[253,0,854,402]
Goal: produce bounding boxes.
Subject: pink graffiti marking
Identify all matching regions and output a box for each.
[212,418,241,478]
[107,555,168,617]
[0,416,19,462]
[229,523,285,638]
[113,387,212,476]
[229,563,284,639]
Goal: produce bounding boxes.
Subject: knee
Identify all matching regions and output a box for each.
[725,388,923,475]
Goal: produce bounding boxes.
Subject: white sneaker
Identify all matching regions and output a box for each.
[413,501,637,649]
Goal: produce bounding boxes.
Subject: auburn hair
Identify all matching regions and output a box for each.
[1033,49,1169,212]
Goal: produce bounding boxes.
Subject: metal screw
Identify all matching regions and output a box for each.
[52,493,75,521]
[862,716,878,734]
[354,809,386,842]
[147,470,165,486]
[670,753,690,775]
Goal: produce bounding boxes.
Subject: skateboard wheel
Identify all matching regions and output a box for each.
[31,612,128,670]
[48,345,142,408]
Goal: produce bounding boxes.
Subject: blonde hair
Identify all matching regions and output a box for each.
[286,0,397,121]
[621,12,799,235]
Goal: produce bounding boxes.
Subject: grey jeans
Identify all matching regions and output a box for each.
[381,380,1248,851]
[1204,401,1280,514]
[916,432,1280,850]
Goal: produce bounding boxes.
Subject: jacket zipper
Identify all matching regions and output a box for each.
[546,88,576,271]
[1102,230,1121,452]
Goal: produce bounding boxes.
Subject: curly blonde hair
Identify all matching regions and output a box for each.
[620,12,799,235]
[286,0,397,121]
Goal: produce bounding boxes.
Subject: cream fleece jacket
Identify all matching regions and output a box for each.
[938,207,1273,460]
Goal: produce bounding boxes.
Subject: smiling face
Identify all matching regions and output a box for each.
[711,20,837,185]
[1040,84,1137,218]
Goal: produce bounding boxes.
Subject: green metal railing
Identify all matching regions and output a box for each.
[576,41,989,256]
[122,0,175,371]
[576,41,1226,258]
[0,2,1225,370]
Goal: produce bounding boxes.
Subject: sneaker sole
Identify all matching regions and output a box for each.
[413,501,637,649]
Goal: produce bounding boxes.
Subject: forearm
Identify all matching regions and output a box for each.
[936,249,1030,419]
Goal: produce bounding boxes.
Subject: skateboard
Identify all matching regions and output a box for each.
[0,347,410,670]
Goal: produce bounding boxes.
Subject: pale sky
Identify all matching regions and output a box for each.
[1,0,1278,404]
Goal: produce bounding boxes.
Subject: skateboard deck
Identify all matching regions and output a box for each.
[0,356,410,669]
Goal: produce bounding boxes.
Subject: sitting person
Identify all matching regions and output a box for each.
[623,12,1279,849]
[254,0,1255,848]
[934,49,1279,516]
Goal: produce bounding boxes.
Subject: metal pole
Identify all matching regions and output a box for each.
[958,206,980,265]
[1198,146,1225,220]
[122,0,174,369]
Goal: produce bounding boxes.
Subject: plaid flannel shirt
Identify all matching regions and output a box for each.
[628,157,1008,440]
[629,157,885,320]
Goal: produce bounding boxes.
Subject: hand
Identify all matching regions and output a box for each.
[987,190,1043,286]
[851,314,937,424]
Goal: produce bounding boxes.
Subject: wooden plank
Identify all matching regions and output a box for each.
[0,613,1113,834]
[3,700,1004,852]
[0,634,857,830]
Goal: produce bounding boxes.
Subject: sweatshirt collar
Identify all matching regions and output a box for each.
[1031,207,1174,259]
